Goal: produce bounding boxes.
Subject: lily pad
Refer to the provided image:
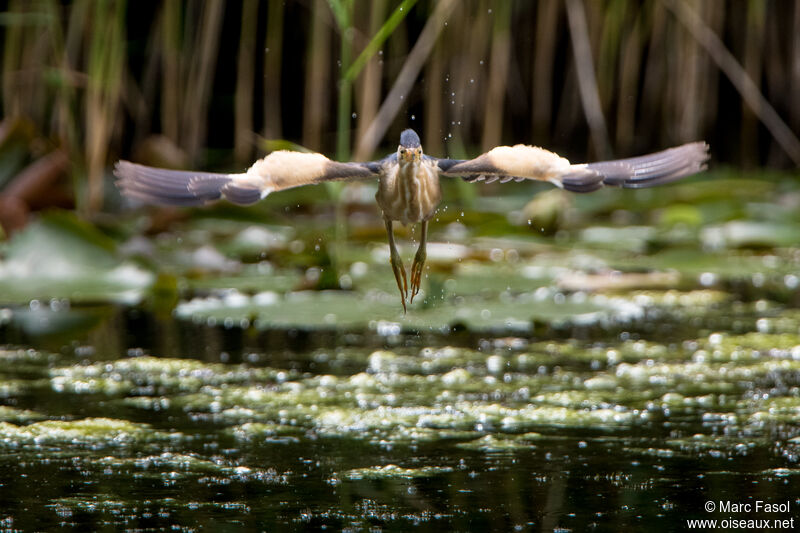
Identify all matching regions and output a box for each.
[701,221,800,249]
[173,282,646,333]
[0,211,153,304]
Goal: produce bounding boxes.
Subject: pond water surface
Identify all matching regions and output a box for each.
[0,174,799,530]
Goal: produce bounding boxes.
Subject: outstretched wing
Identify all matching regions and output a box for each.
[115,150,383,207]
[435,142,709,192]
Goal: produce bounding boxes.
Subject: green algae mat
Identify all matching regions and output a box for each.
[0,171,799,530]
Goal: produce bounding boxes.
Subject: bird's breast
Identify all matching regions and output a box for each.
[376,161,441,225]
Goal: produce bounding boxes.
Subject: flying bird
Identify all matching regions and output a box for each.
[115,129,709,312]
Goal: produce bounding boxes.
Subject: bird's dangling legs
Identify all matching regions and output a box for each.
[410,220,428,303]
[385,218,408,312]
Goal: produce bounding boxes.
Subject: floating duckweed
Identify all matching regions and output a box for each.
[47,497,127,514]
[631,447,676,459]
[615,359,800,390]
[122,396,171,410]
[93,451,288,483]
[228,422,303,442]
[746,396,800,425]
[696,332,800,360]
[524,339,680,366]
[0,418,179,447]
[49,357,298,395]
[367,346,488,375]
[583,376,618,390]
[472,403,641,429]
[761,468,800,477]
[627,290,729,307]
[441,368,471,385]
[456,432,543,453]
[37,328,786,453]
[0,405,47,423]
[665,434,761,457]
[339,464,454,480]
[0,348,52,363]
[531,390,651,411]
[98,452,224,473]
[0,379,28,398]
[383,427,480,444]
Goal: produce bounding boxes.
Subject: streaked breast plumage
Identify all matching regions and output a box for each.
[376,159,441,226]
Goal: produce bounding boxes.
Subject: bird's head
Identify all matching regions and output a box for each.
[398,128,422,164]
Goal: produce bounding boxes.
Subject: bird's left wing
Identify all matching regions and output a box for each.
[115,150,382,207]
[434,142,709,192]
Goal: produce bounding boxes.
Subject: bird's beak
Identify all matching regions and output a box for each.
[400,148,421,163]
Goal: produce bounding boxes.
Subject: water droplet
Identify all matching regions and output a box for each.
[699,272,716,286]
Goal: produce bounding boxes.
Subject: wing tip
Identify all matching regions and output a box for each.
[113,160,237,207]
[596,140,711,189]
[113,160,137,181]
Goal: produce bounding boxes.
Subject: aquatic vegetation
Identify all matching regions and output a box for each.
[338,464,455,480]
[0,418,180,447]
[93,452,290,484]
[0,212,153,305]
[172,285,645,332]
[455,432,542,453]
[0,405,46,423]
[50,356,299,395]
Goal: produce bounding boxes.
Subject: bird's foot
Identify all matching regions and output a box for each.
[390,252,408,313]
[409,248,426,304]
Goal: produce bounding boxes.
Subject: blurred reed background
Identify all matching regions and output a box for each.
[0,0,799,219]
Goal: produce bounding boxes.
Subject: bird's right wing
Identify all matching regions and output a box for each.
[245,151,382,193]
[115,150,383,207]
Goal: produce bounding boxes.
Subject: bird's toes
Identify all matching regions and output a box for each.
[409,261,423,303]
[389,252,409,308]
